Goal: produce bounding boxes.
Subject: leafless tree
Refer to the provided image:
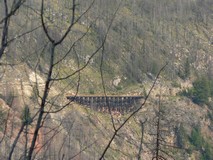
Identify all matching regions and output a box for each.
[99,64,167,159]
[2,0,211,159]
[137,118,147,160]
[4,0,124,159]
[150,94,186,160]
[0,0,26,59]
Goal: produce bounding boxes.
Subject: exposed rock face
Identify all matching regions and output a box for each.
[112,76,121,86]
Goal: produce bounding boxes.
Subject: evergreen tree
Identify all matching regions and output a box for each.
[178,58,190,80]
[190,127,203,149]
[21,106,32,125]
[176,124,187,148]
[192,77,210,105]
[184,58,190,79]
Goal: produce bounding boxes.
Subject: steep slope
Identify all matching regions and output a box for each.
[0,0,213,159]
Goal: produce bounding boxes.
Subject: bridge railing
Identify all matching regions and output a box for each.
[67,95,143,113]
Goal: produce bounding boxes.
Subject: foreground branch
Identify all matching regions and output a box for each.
[99,63,167,159]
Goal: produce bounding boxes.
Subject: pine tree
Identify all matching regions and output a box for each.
[192,77,210,105]
[21,106,32,125]
[184,58,190,79]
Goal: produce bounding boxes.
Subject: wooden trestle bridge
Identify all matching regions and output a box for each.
[67,95,144,113]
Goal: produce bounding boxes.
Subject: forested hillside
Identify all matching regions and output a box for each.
[0,0,213,159]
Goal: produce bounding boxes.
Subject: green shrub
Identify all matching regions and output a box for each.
[201,142,213,160]
[180,77,211,106]
[0,109,6,131]
[189,127,203,149]
[176,124,187,148]
[21,106,32,125]
[171,81,181,88]
[88,88,95,94]
[115,85,122,91]
[179,88,193,97]
[192,77,210,105]
[207,111,213,121]
[178,58,190,80]
[189,126,213,160]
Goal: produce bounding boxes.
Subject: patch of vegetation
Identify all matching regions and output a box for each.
[175,124,187,149]
[115,85,122,91]
[207,111,213,122]
[0,91,15,106]
[178,58,191,80]
[88,88,95,94]
[189,127,203,149]
[207,110,213,131]
[0,108,6,132]
[192,77,210,105]
[180,77,212,106]
[21,106,32,125]
[189,126,213,160]
[171,81,181,88]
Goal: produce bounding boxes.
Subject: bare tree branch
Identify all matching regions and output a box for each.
[0,0,26,24]
[68,140,98,160]
[55,0,95,45]
[137,119,147,160]
[0,0,9,59]
[99,63,168,159]
[8,123,25,160]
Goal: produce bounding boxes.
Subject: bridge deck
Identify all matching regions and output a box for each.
[67,95,143,98]
[67,95,144,113]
